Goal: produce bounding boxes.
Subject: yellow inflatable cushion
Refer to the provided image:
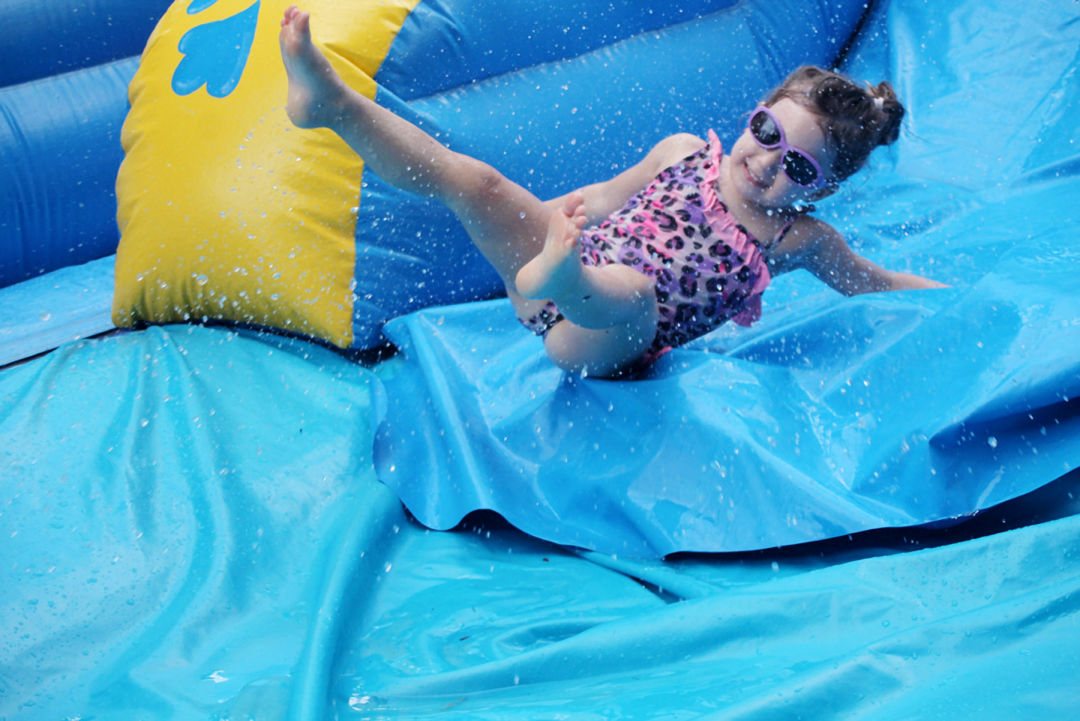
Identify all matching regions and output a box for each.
[113,0,418,347]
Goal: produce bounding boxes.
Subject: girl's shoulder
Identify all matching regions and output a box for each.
[654,133,709,164]
[659,132,708,150]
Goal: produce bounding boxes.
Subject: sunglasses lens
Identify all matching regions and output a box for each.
[750,110,780,146]
[783,151,820,187]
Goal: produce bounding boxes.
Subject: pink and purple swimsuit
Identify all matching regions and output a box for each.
[522,131,792,362]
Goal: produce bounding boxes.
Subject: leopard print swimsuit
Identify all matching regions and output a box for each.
[522,131,792,362]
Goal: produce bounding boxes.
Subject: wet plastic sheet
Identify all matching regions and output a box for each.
[334,494,1080,720]
[2,326,1079,717]
[0,256,116,367]
[374,0,1080,556]
[376,273,1079,556]
[0,326,393,718]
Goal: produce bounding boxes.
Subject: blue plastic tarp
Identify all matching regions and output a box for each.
[375,272,1079,556]
[3,325,1079,718]
[0,255,117,367]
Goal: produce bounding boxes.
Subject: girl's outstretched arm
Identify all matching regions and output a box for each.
[795,219,947,295]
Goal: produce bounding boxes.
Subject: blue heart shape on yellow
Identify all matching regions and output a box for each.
[187,0,219,13]
[172,0,260,98]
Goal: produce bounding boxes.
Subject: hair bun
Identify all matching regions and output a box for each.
[871,81,904,146]
[766,66,908,182]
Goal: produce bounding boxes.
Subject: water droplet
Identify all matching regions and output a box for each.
[349,695,373,710]
[987,436,998,448]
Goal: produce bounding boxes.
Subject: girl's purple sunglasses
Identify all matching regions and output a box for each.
[748,106,828,189]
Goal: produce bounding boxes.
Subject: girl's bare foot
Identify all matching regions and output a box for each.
[279,6,345,128]
[515,191,588,301]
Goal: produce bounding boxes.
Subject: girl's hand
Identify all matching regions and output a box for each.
[882,270,949,291]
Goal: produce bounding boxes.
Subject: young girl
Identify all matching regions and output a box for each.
[279,6,943,377]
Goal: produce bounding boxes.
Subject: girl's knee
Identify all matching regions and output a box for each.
[446,153,507,206]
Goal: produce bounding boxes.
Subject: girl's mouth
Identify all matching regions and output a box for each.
[744,160,769,189]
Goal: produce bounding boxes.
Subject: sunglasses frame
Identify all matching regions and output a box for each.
[747,106,829,190]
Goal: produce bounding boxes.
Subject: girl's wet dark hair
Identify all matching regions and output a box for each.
[764,65,905,184]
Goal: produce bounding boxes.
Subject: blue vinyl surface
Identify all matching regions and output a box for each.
[2,325,1079,718]
[0,0,171,88]
[3,0,1080,717]
[378,0,741,101]
[0,57,136,290]
[0,255,116,367]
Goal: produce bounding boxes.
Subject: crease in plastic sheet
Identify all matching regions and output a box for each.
[329,485,1080,720]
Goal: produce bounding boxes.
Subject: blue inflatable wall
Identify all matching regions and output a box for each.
[2,0,1080,718]
[0,0,173,288]
[0,0,172,363]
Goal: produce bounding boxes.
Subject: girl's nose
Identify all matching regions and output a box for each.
[752,148,784,183]
[762,147,784,169]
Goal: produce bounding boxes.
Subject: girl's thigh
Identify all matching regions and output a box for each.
[541,303,657,377]
[439,155,561,286]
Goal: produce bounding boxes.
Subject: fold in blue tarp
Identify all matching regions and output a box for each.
[341,502,1080,720]
[375,269,1079,556]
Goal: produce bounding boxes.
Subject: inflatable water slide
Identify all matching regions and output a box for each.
[2,0,1078,717]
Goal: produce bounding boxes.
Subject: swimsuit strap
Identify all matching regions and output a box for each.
[772,217,796,246]
[752,215,796,255]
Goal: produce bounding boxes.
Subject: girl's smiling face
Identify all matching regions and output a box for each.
[728,98,835,209]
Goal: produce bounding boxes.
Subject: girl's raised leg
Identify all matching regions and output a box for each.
[279,5,549,287]
[280,7,658,374]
